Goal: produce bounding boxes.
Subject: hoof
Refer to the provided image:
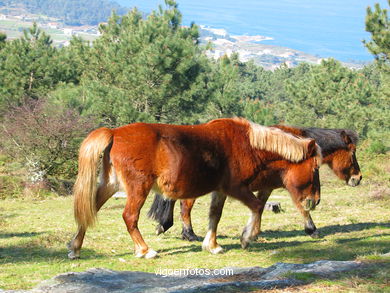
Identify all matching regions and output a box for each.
[156,224,165,235]
[309,230,321,239]
[135,249,158,259]
[209,246,224,254]
[240,228,254,249]
[68,250,80,260]
[182,231,200,242]
[202,244,224,254]
[240,239,249,249]
[67,241,80,259]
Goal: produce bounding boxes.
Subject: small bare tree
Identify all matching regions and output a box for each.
[1,99,94,188]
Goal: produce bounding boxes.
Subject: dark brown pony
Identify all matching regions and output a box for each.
[149,125,361,241]
[68,118,321,259]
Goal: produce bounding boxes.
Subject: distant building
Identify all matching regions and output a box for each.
[56,40,71,48]
[47,22,59,29]
[0,14,6,20]
[63,28,74,36]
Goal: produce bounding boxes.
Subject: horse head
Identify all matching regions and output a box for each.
[284,139,322,211]
[333,131,362,187]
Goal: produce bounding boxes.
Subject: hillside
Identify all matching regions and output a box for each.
[0,0,128,25]
[0,1,367,69]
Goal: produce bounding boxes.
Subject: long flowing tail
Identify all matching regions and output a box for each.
[73,127,113,230]
[147,193,176,233]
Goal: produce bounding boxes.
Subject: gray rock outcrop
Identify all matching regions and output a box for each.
[2,260,362,293]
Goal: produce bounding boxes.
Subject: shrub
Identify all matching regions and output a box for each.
[0,175,24,199]
[0,98,95,188]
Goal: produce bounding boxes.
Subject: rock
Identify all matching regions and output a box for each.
[113,191,127,198]
[264,201,283,213]
[261,260,362,280]
[3,260,363,293]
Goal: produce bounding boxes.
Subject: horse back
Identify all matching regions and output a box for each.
[109,122,229,198]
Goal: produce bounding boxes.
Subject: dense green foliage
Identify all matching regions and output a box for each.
[0,0,389,188]
[0,23,77,114]
[1,0,128,25]
[364,0,390,67]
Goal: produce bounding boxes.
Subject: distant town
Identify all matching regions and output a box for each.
[0,7,101,47]
[0,7,365,70]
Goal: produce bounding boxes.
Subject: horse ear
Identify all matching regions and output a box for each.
[307,139,316,157]
[340,131,352,145]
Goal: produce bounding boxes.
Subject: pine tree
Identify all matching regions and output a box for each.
[79,1,212,126]
[202,54,243,120]
[363,1,390,150]
[280,59,386,139]
[0,23,61,113]
[0,32,6,51]
[363,1,390,67]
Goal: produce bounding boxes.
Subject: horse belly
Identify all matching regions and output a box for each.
[154,169,221,200]
[154,136,223,199]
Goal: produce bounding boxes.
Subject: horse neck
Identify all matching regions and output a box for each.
[257,151,298,178]
[273,125,303,137]
[249,152,287,191]
[320,146,348,163]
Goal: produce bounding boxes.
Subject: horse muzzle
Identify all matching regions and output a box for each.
[348,174,362,187]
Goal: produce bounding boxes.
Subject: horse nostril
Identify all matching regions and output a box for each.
[316,199,320,206]
[359,175,362,181]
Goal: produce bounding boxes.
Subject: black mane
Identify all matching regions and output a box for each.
[300,127,359,155]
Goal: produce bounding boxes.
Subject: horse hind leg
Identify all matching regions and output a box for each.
[181,199,199,241]
[202,191,227,254]
[122,176,157,259]
[68,182,118,259]
[68,154,118,259]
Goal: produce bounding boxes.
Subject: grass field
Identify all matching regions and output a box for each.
[0,155,389,291]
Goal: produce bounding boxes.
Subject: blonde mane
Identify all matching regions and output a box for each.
[314,147,323,166]
[247,120,314,163]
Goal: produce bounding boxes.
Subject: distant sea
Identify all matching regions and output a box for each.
[115,0,388,62]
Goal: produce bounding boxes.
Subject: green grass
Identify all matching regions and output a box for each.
[0,165,389,291]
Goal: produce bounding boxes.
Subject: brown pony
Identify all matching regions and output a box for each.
[68,118,321,259]
[149,125,361,241]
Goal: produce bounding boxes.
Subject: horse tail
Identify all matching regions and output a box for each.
[73,127,113,230]
[147,193,176,232]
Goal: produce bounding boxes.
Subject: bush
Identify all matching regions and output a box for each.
[368,140,388,154]
[0,175,24,199]
[0,98,95,187]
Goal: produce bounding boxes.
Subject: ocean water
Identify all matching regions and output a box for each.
[115,0,388,62]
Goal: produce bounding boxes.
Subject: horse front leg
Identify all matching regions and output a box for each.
[290,194,320,238]
[180,199,199,241]
[303,212,319,238]
[228,186,263,249]
[253,188,273,240]
[202,191,227,254]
